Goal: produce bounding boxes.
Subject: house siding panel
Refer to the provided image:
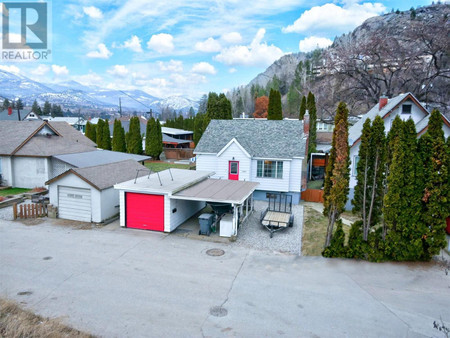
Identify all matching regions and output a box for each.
[0,156,13,186]
[13,157,49,188]
[168,198,206,232]
[216,142,251,181]
[289,158,303,192]
[250,159,290,192]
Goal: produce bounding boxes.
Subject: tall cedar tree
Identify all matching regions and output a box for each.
[253,96,269,118]
[43,101,51,115]
[2,98,10,110]
[323,102,350,248]
[145,118,163,159]
[299,95,307,119]
[102,119,111,150]
[384,119,423,261]
[352,116,386,240]
[203,92,232,129]
[306,92,317,156]
[96,119,105,149]
[112,119,126,152]
[323,101,348,211]
[85,121,97,144]
[31,100,41,115]
[127,116,143,154]
[417,110,448,259]
[193,113,204,145]
[268,89,282,120]
[16,98,23,120]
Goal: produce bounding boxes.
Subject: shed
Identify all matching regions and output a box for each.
[46,160,148,223]
[114,169,258,236]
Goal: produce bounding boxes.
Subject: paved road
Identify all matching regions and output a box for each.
[1,219,449,337]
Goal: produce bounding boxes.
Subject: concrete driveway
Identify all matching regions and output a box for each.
[0,219,449,337]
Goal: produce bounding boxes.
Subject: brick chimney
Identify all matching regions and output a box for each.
[379,95,388,110]
[303,110,310,135]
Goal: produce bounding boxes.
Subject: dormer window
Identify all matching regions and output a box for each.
[402,104,412,114]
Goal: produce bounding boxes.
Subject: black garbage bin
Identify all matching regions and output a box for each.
[198,213,214,236]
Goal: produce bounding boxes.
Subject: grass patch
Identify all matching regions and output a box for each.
[341,211,362,224]
[307,180,323,189]
[302,207,350,256]
[145,161,191,172]
[0,188,31,197]
[0,298,94,337]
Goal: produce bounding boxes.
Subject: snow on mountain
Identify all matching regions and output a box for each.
[0,69,199,113]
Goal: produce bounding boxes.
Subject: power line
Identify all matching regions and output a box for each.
[119,90,152,110]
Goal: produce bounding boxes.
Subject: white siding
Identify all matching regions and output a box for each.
[58,186,92,222]
[12,157,50,188]
[119,190,125,227]
[99,187,120,222]
[251,159,290,192]
[289,158,303,192]
[0,156,13,186]
[349,145,359,189]
[197,142,251,181]
[167,198,206,232]
[51,159,75,179]
[383,99,427,133]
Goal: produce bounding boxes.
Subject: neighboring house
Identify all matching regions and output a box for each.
[347,92,450,209]
[194,119,308,204]
[46,160,148,223]
[161,127,194,148]
[0,108,31,121]
[0,121,97,188]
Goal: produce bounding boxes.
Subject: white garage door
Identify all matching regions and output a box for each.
[58,186,92,222]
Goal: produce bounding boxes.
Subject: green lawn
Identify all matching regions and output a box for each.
[307,180,324,189]
[145,161,192,172]
[0,188,31,197]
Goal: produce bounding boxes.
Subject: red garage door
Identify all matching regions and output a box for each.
[126,193,164,231]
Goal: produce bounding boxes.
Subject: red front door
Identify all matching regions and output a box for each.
[228,161,239,180]
[126,192,164,231]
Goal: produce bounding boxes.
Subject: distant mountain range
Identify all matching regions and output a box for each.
[0,70,199,114]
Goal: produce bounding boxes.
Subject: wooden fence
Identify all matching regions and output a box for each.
[13,203,47,219]
[301,189,324,203]
[164,148,194,160]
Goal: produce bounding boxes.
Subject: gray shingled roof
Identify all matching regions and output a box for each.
[53,150,150,168]
[163,134,190,144]
[0,121,96,156]
[195,119,306,159]
[47,159,148,190]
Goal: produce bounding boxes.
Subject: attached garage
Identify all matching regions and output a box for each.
[58,186,92,222]
[46,160,148,223]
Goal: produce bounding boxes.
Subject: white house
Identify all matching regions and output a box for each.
[0,121,96,188]
[194,119,308,204]
[46,160,148,223]
[347,92,450,209]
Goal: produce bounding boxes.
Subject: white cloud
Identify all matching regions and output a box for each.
[191,62,217,75]
[107,65,129,78]
[30,64,50,76]
[122,35,143,53]
[228,68,237,73]
[283,2,385,34]
[0,65,20,74]
[299,36,333,52]
[158,60,183,72]
[195,37,222,53]
[86,43,113,59]
[83,6,103,19]
[73,72,103,86]
[215,28,284,67]
[147,33,174,54]
[51,65,69,77]
[221,32,242,44]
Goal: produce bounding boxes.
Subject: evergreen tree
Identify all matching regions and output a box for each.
[299,95,307,119]
[198,94,207,115]
[43,101,51,115]
[127,116,143,154]
[102,119,111,150]
[31,100,41,114]
[85,121,97,144]
[287,84,300,116]
[384,119,423,261]
[155,119,163,159]
[306,92,317,156]
[352,116,386,241]
[194,113,204,145]
[268,89,282,120]
[112,119,126,152]
[2,98,10,110]
[96,119,105,149]
[417,110,448,259]
[323,102,350,248]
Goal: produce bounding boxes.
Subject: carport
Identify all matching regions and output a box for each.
[114,169,258,236]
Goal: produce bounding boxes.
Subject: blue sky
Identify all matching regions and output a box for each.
[1,0,434,99]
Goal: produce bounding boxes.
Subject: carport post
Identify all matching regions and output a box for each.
[232,204,238,236]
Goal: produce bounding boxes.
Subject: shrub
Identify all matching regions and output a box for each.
[323,220,347,258]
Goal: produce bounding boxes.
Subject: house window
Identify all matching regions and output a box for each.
[257,160,283,179]
[402,104,412,114]
[353,156,360,176]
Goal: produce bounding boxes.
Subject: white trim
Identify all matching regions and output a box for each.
[217,138,251,158]
[193,152,216,155]
[253,157,292,161]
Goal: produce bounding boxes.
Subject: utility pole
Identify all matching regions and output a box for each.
[119,97,122,117]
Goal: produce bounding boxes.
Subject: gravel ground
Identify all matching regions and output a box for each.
[233,200,303,255]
